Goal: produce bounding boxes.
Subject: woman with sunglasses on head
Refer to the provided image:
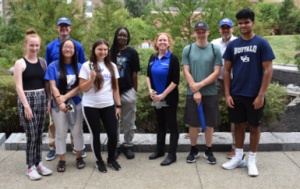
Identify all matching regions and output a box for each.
[45,39,85,172]
[79,39,121,173]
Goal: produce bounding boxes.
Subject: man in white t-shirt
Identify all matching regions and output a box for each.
[211,18,237,159]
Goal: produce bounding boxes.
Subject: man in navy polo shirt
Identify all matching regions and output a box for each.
[45,17,86,161]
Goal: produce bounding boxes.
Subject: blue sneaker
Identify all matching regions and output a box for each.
[45,150,56,161]
[72,149,87,158]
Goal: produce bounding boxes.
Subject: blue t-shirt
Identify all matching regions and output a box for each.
[223,35,275,97]
[151,50,171,94]
[45,38,85,65]
[44,60,82,105]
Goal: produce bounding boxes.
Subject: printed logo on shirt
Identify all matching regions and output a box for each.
[117,56,127,78]
[66,75,76,89]
[240,55,250,62]
[99,68,112,79]
[234,45,257,54]
[161,62,169,67]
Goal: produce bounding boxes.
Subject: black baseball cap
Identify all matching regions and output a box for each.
[194,21,209,30]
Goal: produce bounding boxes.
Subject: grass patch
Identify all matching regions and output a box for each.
[265,35,299,65]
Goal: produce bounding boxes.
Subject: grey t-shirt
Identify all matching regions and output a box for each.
[182,42,222,96]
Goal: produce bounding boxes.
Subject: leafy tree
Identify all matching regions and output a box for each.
[82,0,152,57]
[277,0,300,34]
[124,0,150,18]
[146,0,252,59]
[255,2,280,35]
[1,0,86,65]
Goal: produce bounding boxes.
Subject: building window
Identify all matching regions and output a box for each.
[85,0,93,17]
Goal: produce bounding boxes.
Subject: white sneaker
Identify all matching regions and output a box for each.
[37,162,52,176]
[248,160,259,177]
[222,156,245,170]
[26,165,42,180]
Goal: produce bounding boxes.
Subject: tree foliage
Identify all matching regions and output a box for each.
[277,0,300,34]
[145,0,252,59]
[254,2,280,35]
[124,0,150,18]
[81,0,151,57]
[0,0,86,66]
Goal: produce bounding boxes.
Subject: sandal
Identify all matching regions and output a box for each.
[57,160,66,172]
[76,157,85,169]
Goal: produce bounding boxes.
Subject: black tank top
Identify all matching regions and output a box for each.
[22,57,45,90]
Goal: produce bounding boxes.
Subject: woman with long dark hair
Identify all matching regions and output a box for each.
[79,39,121,173]
[45,39,85,172]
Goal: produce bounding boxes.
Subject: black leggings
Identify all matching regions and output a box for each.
[83,105,118,161]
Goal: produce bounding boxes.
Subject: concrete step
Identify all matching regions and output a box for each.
[3,132,300,152]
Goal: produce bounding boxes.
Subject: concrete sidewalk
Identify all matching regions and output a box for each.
[0,150,299,189]
[1,132,300,188]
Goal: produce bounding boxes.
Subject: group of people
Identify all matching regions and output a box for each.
[14,17,140,180]
[14,8,274,181]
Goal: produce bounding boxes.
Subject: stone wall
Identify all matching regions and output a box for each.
[272,69,300,86]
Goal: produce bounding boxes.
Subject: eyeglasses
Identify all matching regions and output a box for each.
[238,21,251,25]
[62,46,74,50]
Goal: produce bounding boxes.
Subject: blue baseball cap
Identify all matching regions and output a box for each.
[219,18,233,27]
[57,17,72,26]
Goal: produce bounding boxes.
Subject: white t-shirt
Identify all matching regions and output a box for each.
[211,35,237,79]
[79,61,120,108]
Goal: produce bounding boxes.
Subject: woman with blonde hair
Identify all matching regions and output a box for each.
[146,33,180,166]
[14,29,52,180]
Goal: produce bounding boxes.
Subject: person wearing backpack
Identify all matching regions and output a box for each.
[182,21,222,165]
[14,29,52,180]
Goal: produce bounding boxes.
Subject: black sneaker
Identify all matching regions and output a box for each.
[203,150,216,165]
[186,148,200,163]
[107,159,121,171]
[123,147,135,159]
[114,147,122,160]
[95,161,107,173]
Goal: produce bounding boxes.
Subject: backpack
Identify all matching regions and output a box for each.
[38,57,47,72]
[187,42,216,61]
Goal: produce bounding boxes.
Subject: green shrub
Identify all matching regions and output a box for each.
[262,82,287,124]
[0,76,23,136]
[136,48,155,75]
[136,73,187,133]
[0,75,51,136]
[136,74,287,132]
[0,71,288,136]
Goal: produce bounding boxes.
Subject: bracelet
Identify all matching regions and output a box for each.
[116,105,122,108]
[56,95,60,98]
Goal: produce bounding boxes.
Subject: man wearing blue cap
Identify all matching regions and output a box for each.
[45,17,86,161]
[182,21,222,165]
[212,18,237,159]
